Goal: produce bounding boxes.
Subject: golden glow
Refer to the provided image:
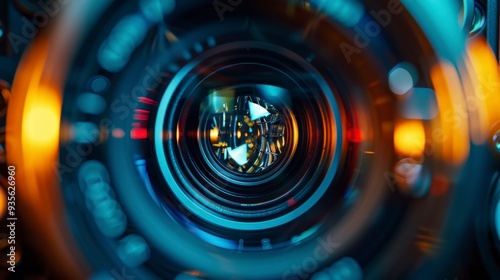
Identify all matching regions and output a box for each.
[5,2,93,278]
[0,187,6,219]
[394,121,425,156]
[431,62,470,165]
[23,88,60,146]
[466,39,500,143]
[210,127,219,143]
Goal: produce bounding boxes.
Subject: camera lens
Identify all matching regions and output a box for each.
[150,34,347,237]
[7,0,500,279]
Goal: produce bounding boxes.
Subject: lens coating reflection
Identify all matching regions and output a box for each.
[202,89,289,174]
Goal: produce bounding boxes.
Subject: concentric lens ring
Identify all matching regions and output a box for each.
[154,41,344,231]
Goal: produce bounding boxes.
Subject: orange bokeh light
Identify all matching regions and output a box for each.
[394,121,425,156]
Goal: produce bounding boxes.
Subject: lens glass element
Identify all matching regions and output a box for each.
[202,89,289,174]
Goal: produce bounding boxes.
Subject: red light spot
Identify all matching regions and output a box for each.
[287,198,296,207]
[131,127,148,139]
[134,109,150,121]
[431,175,448,197]
[348,128,364,143]
[138,97,158,105]
[134,114,149,121]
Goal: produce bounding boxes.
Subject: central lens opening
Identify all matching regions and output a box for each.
[202,87,289,174]
[153,41,344,232]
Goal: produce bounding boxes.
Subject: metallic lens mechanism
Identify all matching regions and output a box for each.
[203,89,289,174]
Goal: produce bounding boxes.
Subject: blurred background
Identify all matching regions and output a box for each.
[1,0,500,279]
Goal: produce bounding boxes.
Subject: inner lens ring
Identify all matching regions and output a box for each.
[197,89,297,179]
[154,41,344,230]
